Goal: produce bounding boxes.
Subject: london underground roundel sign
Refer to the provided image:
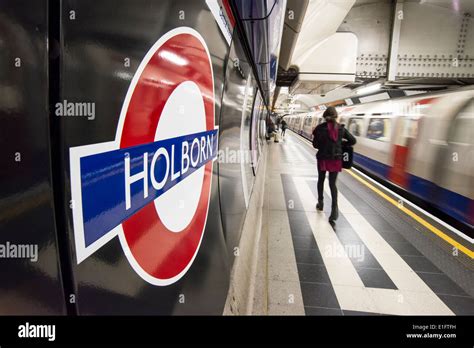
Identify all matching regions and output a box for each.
[69,27,218,286]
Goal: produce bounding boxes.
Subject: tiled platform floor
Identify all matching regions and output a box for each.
[265,130,474,315]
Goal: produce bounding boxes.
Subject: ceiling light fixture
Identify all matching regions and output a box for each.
[356,83,381,95]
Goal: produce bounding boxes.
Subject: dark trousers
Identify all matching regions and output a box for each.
[317,170,338,208]
[282,128,286,136]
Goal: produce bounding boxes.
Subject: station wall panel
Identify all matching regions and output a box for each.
[218,30,259,263]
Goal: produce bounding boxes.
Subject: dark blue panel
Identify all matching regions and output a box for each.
[80,130,218,246]
[407,170,436,200]
[354,152,472,227]
[408,174,472,227]
[353,152,390,179]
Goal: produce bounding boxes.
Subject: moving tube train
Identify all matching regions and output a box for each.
[286,87,474,231]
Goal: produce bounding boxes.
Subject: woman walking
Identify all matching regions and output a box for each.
[312,107,356,222]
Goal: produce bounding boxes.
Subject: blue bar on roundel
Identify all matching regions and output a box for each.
[79,129,218,247]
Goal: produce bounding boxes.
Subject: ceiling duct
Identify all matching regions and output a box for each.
[288,0,357,96]
[272,0,309,108]
[278,0,310,71]
[274,0,358,110]
[289,32,358,95]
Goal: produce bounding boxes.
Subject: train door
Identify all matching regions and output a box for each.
[310,115,318,130]
[346,116,364,165]
[294,117,301,134]
[434,99,474,226]
[389,116,420,188]
[303,116,312,138]
[347,117,364,137]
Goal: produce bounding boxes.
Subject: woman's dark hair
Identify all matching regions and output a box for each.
[323,106,338,119]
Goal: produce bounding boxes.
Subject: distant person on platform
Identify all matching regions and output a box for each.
[281,119,288,137]
[312,107,356,222]
[266,120,276,141]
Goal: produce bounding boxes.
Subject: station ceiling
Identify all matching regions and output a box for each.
[274,0,474,113]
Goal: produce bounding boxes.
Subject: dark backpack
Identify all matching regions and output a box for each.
[341,142,354,169]
[313,124,355,168]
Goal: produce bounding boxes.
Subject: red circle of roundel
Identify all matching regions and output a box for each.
[118,28,214,285]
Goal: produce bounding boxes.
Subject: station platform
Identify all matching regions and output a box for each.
[263,130,474,315]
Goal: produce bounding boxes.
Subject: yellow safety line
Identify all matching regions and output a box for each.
[345,169,474,259]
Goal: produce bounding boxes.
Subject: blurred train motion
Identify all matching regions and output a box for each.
[286,87,474,230]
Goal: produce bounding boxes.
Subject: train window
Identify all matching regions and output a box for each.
[318,117,324,125]
[304,117,312,126]
[348,118,364,136]
[402,118,419,139]
[367,118,391,141]
[449,100,474,145]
